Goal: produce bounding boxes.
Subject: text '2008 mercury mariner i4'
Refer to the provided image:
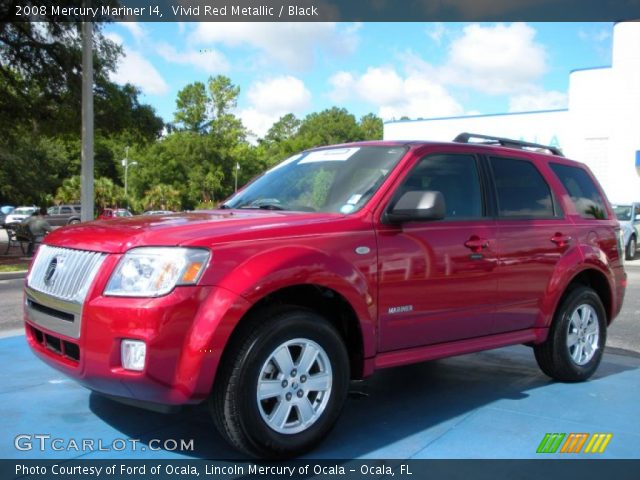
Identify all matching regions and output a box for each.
[24,133,626,458]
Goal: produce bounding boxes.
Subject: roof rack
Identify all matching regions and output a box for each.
[453,132,564,157]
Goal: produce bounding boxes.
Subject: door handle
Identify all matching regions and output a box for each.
[464,236,489,252]
[550,233,572,247]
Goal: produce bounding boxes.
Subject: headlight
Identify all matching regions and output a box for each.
[104,247,210,297]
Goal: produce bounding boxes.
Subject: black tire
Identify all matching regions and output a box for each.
[534,286,606,382]
[626,236,636,260]
[210,307,350,459]
[68,219,80,225]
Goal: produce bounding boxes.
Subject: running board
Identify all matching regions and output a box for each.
[374,329,547,370]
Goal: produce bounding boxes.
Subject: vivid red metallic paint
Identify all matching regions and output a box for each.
[24,141,626,406]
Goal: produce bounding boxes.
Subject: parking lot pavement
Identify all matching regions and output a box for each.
[1,333,638,460]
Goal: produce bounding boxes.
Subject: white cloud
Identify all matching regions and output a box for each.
[246,76,311,115]
[156,43,229,74]
[329,67,463,121]
[105,32,168,96]
[327,23,560,121]
[189,22,360,70]
[442,23,548,95]
[120,22,145,42]
[240,76,312,138]
[427,23,447,45]
[508,89,568,112]
[110,49,169,96]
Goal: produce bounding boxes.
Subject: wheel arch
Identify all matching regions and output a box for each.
[219,284,368,379]
[554,268,613,326]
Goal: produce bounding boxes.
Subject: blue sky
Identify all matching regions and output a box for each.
[104,22,613,140]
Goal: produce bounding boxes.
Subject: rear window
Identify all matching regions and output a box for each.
[550,163,608,220]
[490,157,556,218]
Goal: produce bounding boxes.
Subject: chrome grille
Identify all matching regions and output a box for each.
[27,245,107,304]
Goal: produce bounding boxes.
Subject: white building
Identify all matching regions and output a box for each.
[384,21,640,204]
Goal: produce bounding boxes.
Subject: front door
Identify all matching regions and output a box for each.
[376,153,499,352]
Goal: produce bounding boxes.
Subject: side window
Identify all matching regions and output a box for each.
[490,157,556,218]
[549,163,608,220]
[47,207,58,215]
[396,154,483,219]
[60,206,72,214]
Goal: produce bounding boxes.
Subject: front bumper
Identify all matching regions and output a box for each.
[24,283,249,406]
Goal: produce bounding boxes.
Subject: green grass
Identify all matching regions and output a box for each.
[0,263,28,272]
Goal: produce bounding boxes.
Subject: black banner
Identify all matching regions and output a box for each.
[5,460,640,480]
[4,0,640,22]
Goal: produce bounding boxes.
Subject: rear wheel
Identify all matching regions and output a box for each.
[211,307,349,458]
[534,286,606,382]
[626,236,636,260]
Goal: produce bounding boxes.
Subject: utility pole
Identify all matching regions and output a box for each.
[235,162,240,192]
[80,16,94,222]
[122,146,137,209]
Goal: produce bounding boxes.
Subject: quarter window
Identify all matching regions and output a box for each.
[396,154,483,219]
[550,163,608,220]
[490,157,556,218]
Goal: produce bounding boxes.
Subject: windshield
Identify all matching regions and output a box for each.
[613,205,632,221]
[224,146,407,213]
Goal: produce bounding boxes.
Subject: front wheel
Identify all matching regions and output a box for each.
[211,307,349,458]
[534,286,606,382]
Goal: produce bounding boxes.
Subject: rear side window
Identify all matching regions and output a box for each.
[396,154,483,219]
[550,163,608,219]
[490,157,556,218]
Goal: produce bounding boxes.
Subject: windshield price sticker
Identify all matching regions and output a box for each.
[300,148,360,164]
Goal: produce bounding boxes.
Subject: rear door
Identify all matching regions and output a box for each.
[489,155,571,333]
[376,151,499,351]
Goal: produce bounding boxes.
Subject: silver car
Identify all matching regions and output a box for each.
[613,203,640,260]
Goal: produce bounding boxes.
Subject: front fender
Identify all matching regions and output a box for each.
[215,245,377,359]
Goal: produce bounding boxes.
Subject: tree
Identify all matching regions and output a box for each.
[295,107,363,148]
[54,175,124,214]
[208,75,240,120]
[174,82,207,132]
[0,18,121,136]
[359,113,383,140]
[142,184,182,211]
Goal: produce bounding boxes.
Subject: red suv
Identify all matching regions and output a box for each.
[24,134,626,458]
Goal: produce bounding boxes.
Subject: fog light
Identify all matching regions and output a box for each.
[121,340,146,371]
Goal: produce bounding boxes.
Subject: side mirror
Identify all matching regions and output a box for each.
[384,191,446,224]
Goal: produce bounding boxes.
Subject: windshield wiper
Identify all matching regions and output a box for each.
[239,203,286,211]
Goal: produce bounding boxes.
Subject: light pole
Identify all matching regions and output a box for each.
[234,162,240,192]
[121,147,138,208]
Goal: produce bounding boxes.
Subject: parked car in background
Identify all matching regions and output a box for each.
[98,208,133,220]
[612,202,640,259]
[142,210,174,216]
[5,206,37,225]
[46,205,82,227]
[0,205,15,227]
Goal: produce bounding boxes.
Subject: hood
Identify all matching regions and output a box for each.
[43,210,343,253]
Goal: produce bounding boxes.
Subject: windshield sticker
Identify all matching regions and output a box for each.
[340,204,356,214]
[300,147,360,164]
[346,194,362,205]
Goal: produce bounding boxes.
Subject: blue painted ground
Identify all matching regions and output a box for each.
[1,333,638,459]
